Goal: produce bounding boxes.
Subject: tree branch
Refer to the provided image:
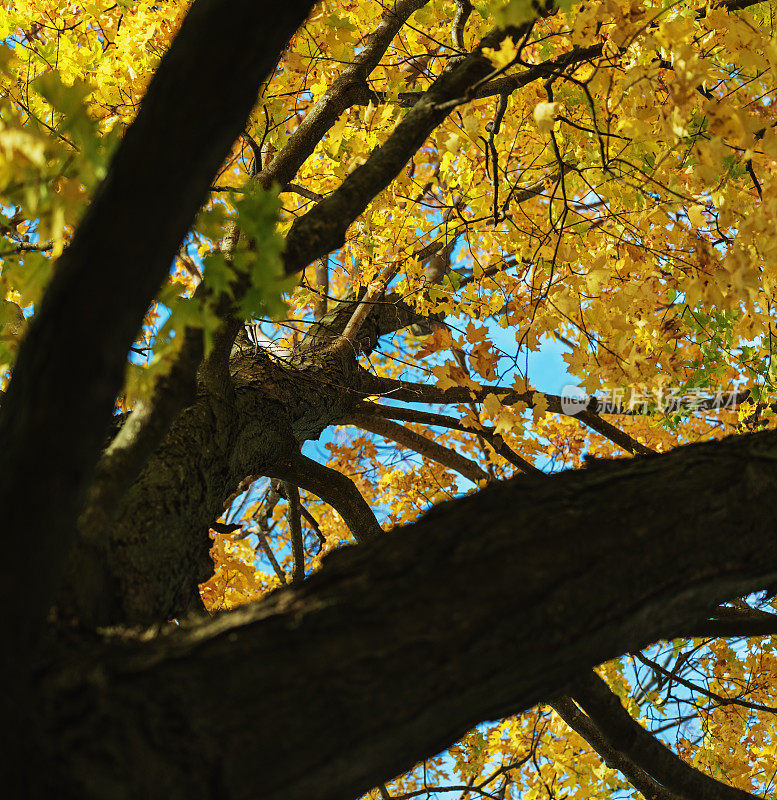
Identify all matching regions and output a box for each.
[197,220,244,402]
[355,402,542,475]
[79,326,204,541]
[341,412,490,484]
[568,671,760,799]
[550,695,679,800]
[352,44,606,108]
[297,291,435,356]
[636,652,777,715]
[314,257,329,321]
[670,616,777,640]
[362,375,657,454]
[281,22,535,275]
[0,0,318,657]
[283,481,305,584]
[257,0,433,191]
[39,425,777,800]
[576,409,655,456]
[268,452,382,542]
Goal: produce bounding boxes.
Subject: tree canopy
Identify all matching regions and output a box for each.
[1,0,777,798]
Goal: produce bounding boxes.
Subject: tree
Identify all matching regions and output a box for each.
[1,0,777,797]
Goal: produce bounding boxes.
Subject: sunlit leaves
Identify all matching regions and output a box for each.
[4,0,777,795]
[231,183,292,320]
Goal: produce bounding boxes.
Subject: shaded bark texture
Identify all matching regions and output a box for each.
[35,423,777,799]
[0,0,318,654]
[2,0,776,798]
[62,342,370,625]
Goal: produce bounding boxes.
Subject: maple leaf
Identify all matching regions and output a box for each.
[415,326,453,359]
[482,38,519,70]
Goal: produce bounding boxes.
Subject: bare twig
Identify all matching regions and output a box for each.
[255,530,287,584]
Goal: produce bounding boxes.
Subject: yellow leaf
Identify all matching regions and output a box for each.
[532,392,548,421]
[687,205,706,229]
[442,132,462,153]
[482,38,518,70]
[533,101,562,133]
[483,392,502,418]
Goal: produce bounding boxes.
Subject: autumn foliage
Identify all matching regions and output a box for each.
[2,0,777,798]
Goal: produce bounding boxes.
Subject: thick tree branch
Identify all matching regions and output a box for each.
[335,265,404,351]
[550,695,679,800]
[452,0,473,51]
[197,221,244,402]
[37,425,777,799]
[671,616,777,639]
[79,326,204,541]
[267,451,382,542]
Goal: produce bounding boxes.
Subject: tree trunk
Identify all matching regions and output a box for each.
[60,342,372,626]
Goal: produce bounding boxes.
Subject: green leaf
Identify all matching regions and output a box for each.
[202,252,237,297]
[0,299,24,331]
[34,72,92,121]
[497,0,539,26]
[444,270,462,291]
[230,184,292,320]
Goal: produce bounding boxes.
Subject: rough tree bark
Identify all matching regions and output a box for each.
[0,0,319,651]
[36,422,777,799]
[2,0,776,798]
[60,293,430,625]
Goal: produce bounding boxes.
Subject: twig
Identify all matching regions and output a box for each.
[255,529,287,584]
[452,0,472,51]
[356,401,543,476]
[314,257,329,321]
[283,481,305,584]
[486,93,509,224]
[637,653,777,714]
